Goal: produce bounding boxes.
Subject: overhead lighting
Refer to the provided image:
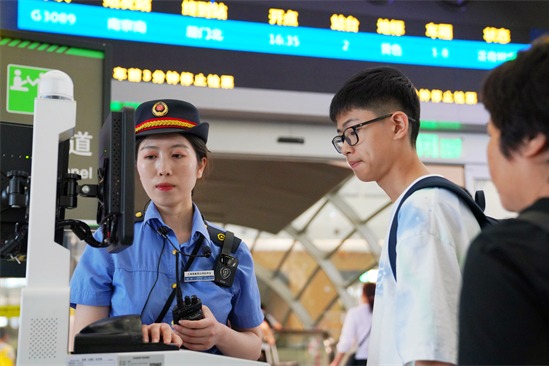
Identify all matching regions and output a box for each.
[359,269,378,283]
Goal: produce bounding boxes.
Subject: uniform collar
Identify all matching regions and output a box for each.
[143,202,209,242]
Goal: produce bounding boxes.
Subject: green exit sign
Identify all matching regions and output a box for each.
[417,133,462,159]
[6,64,51,114]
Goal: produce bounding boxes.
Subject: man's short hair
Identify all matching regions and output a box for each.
[329,66,421,147]
[481,35,549,158]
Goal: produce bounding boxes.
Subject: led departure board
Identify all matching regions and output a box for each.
[17,0,527,70]
[3,0,538,98]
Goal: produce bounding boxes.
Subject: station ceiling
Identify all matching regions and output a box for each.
[135,155,353,234]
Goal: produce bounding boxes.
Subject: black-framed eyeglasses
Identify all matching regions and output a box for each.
[331,113,393,154]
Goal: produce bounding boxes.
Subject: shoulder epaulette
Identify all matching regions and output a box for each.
[134,211,144,222]
[206,225,241,253]
[134,212,241,253]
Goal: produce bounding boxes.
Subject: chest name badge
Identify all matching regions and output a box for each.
[184,270,215,282]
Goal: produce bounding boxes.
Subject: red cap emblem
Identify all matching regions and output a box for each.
[151,101,169,117]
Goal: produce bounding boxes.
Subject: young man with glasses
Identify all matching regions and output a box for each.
[329,66,481,366]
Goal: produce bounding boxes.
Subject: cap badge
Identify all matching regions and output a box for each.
[151,101,169,117]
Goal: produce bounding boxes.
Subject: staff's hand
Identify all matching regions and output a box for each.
[172,305,221,351]
[142,322,183,347]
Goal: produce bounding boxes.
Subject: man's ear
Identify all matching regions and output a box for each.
[521,132,547,158]
[392,112,410,141]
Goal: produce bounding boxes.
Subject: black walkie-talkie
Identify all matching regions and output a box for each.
[172,251,204,323]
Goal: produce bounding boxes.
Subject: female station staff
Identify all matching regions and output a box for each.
[70,99,264,360]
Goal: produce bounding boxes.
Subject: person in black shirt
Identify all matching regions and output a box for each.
[458,35,549,364]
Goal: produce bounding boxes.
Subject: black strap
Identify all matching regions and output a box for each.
[207,225,241,253]
[517,211,549,234]
[154,235,205,323]
[357,326,371,348]
[154,227,240,322]
[474,190,487,211]
[388,176,489,281]
[155,289,176,324]
[221,230,235,255]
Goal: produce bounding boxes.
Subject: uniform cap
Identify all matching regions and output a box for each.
[135,99,209,142]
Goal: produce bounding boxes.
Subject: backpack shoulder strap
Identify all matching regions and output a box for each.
[516,211,549,234]
[388,176,488,281]
[474,190,487,211]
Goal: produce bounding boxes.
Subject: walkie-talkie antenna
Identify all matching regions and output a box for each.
[174,250,184,309]
[172,250,204,323]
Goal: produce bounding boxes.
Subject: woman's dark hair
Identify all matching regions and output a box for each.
[330,66,421,148]
[481,36,549,158]
[363,282,376,312]
[184,134,210,164]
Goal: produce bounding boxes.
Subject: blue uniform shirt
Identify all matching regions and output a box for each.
[70,203,263,354]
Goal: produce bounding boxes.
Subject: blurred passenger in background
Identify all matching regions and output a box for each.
[329,66,481,366]
[262,303,283,332]
[260,303,282,346]
[330,282,376,366]
[0,327,15,366]
[459,35,549,364]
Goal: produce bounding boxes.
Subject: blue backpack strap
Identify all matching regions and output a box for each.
[388,176,490,281]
